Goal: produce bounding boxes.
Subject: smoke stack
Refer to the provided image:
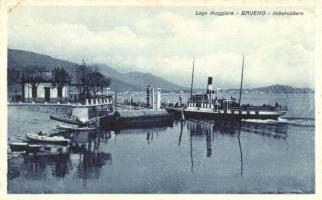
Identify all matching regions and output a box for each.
[206,77,213,94]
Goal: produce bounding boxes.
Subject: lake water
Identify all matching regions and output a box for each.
[7,93,315,193]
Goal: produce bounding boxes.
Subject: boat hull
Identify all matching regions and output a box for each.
[25,139,70,145]
[100,110,174,129]
[9,143,28,152]
[26,134,70,145]
[56,125,96,131]
[50,115,88,126]
[167,108,286,120]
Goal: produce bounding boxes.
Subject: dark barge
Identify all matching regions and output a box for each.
[100,109,173,129]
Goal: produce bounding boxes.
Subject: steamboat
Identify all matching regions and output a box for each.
[166,56,287,120]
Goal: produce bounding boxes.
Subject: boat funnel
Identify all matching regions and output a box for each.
[206,77,213,94]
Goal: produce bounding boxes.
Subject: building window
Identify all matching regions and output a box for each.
[57,87,62,98]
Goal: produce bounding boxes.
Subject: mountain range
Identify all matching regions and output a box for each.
[8,49,188,92]
[224,85,314,94]
[8,49,314,93]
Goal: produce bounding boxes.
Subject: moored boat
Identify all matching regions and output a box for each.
[167,106,286,120]
[26,133,70,145]
[50,115,89,126]
[9,142,70,155]
[56,124,97,131]
[27,144,43,152]
[100,110,174,129]
[9,142,28,152]
[166,57,287,121]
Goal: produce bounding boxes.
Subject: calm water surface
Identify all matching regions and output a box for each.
[7,94,315,193]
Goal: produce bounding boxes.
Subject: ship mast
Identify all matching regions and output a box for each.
[239,55,245,106]
[190,58,195,101]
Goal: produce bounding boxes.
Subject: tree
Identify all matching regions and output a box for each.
[75,60,111,102]
[51,67,71,102]
[22,65,48,101]
[76,62,92,101]
[8,68,21,86]
[8,68,21,102]
[86,71,111,98]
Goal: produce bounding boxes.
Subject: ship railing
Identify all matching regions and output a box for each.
[229,105,287,111]
[247,107,277,111]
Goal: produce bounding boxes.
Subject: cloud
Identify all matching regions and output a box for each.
[8,6,315,89]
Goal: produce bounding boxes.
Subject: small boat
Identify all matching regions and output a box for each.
[27,144,43,152]
[9,142,28,152]
[56,124,97,131]
[26,133,70,145]
[50,115,89,126]
[9,143,43,152]
[35,145,70,155]
[26,130,72,137]
[13,135,28,142]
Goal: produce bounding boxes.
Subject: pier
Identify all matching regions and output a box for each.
[100,86,174,129]
[9,84,174,130]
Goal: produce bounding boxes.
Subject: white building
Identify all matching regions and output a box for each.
[24,82,69,103]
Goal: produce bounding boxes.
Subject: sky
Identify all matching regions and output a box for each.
[8,6,315,89]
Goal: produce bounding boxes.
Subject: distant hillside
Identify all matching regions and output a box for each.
[91,63,188,92]
[8,49,312,94]
[8,49,187,92]
[124,72,186,92]
[225,84,314,94]
[8,49,78,72]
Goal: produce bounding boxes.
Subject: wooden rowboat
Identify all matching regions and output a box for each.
[9,142,29,152]
[56,124,97,131]
[50,115,88,126]
[26,133,70,145]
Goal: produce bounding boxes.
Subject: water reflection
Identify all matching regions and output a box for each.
[22,154,71,179]
[147,131,157,144]
[8,130,113,186]
[186,119,288,175]
[237,127,243,177]
[190,128,194,172]
[75,149,112,187]
[101,119,173,131]
[187,119,288,139]
[178,121,184,146]
[8,119,290,190]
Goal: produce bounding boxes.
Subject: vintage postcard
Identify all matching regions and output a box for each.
[0,0,321,199]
